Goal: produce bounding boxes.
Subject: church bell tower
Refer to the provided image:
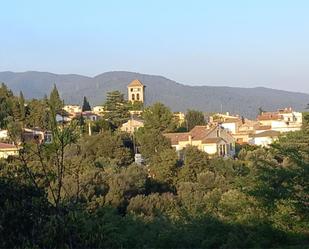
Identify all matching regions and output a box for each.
[127,79,145,103]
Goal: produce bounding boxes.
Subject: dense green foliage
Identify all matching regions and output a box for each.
[185,109,206,131]
[0,86,308,248]
[103,91,130,128]
[82,96,91,112]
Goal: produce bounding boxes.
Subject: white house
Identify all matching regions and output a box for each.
[249,130,280,147]
[63,105,82,114]
[0,130,9,141]
[92,106,105,115]
[257,108,302,133]
[0,143,19,159]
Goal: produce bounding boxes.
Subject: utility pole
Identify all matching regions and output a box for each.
[88,121,92,136]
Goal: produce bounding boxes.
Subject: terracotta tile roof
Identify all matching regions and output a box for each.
[128,79,144,87]
[222,118,241,123]
[255,125,271,130]
[163,132,189,145]
[189,126,212,140]
[257,113,281,121]
[164,126,216,145]
[252,130,280,138]
[202,137,224,143]
[0,143,18,150]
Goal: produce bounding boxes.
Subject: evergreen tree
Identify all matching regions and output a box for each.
[82,96,91,111]
[0,83,15,129]
[185,109,205,131]
[49,84,63,114]
[19,91,26,123]
[103,91,129,128]
[142,102,176,132]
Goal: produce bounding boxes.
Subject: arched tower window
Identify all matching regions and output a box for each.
[136,93,140,101]
[131,94,135,101]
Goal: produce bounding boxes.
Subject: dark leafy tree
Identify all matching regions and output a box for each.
[104,91,130,128]
[82,96,91,112]
[142,102,176,132]
[185,109,206,131]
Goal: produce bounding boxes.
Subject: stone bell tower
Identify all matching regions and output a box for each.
[127,79,145,103]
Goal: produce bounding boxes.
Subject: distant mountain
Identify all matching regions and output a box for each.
[1,70,308,118]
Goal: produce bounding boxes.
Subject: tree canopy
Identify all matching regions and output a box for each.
[82,96,91,111]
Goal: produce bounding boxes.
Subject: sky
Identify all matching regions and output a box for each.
[1,0,309,92]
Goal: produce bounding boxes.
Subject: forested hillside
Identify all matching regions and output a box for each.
[1,71,309,117]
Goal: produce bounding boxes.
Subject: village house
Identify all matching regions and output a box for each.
[22,128,53,144]
[163,125,235,157]
[73,111,100,122]
[0,129,9,142]
[257,107,302,133]
[232,119,259,144]
[0,142,20,159]
[92,106,105,116]
[120,118,144,134]
[248,130,281,147]
[63,105,82,115]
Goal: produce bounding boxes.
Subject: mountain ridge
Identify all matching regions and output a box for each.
[1,70,308,118]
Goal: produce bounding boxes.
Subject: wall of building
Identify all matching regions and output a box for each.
[0,149,19,159]
[203,144,217,154]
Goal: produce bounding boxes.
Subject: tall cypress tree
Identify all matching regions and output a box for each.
[82,96,91,112]
[49,84,63,113]
[19,91,26,123]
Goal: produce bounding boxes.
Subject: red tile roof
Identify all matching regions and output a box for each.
[163,132,189,145]
[128,79,144,87]
[0,143,18,150]
[163,126,217,145]
[255,125,271,130]
[252,130,281,138]
[202,137,224,143]
[257,113,281,121]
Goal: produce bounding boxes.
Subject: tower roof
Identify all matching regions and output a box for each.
[128,79,144,87]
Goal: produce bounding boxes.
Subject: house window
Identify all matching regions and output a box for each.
[137,88,141,91]
[136,93,140,101]
[132,94,135,100]
[130,88,133,92]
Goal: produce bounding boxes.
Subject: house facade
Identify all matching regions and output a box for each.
[257,108,302,133]
[63,105,82,115]
[120,119,144,134]
[0,143,19,159]
[164,125,235,157]
[92,106,105,115]
[249,130,280,147]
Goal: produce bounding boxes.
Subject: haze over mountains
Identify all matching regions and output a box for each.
[1,71,308,118]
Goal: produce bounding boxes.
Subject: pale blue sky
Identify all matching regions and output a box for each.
[1,0,308,92]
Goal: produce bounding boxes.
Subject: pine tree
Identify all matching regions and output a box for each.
[82,96,91,111]
[19,91,26,123]
[49,84,63,114]
[103,91,129,128]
